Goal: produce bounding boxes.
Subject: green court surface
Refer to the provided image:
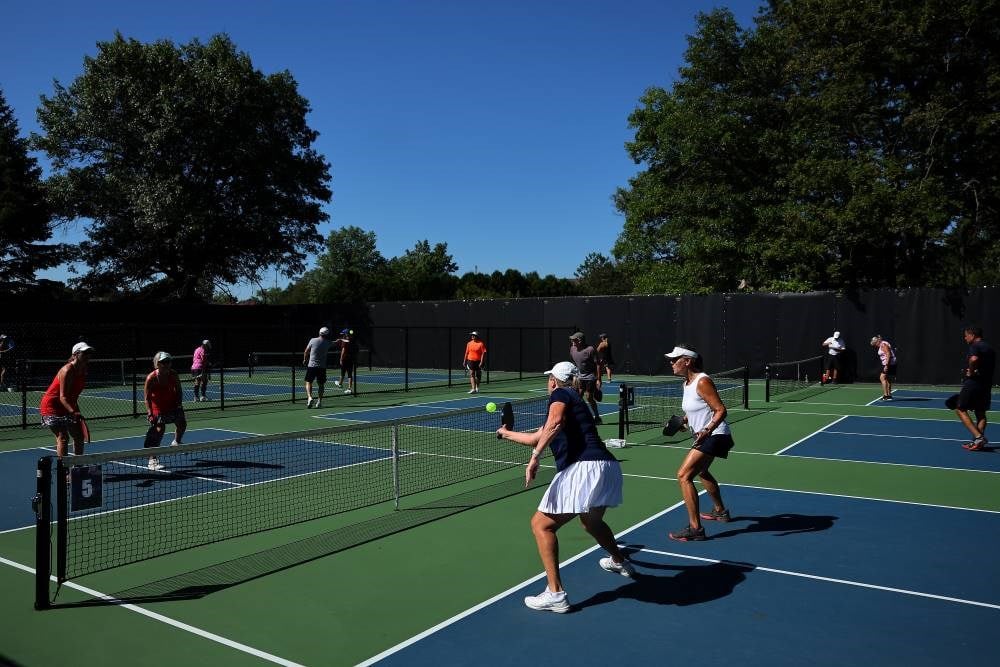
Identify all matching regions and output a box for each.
[1,379,997,666]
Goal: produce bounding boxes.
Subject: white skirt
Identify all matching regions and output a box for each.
[537,459,623,514]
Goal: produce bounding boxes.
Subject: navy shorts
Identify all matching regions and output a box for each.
[947,381,991,412]
[882,364,897,377]
[694,433,735,459]
[305,367,327,384]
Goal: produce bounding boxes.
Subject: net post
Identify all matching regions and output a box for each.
[404,328,410,390]
[21,360,28,429]
[518,327,524,381]
[618,382,626,440]
[291,355,297,403]
[764,364,772,402]
[743,363,750,409]
[392,424,400,510]
[247,352,254,378]
[33,457,52,610]
[56,458,67,584]
[219,359,226,411]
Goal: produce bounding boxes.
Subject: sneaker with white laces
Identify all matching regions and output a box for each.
[599,556,635,578]
[524,588,570,613]
[148,457,164,471]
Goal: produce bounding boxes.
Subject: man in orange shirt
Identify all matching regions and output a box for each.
[463,331,487,394]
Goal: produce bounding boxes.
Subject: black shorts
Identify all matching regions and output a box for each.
[305,367,327,384]
[191,368,209,381]
[341,359,356,378]
[947,381,991,412]
[694,433,735,459]
[882,364,897,377]
[578,378,598,397]
[826,355,841,372]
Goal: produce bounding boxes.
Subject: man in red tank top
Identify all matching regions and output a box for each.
[39,342,94,458]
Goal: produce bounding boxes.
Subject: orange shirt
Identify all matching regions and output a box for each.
[39,365,86,416]
[145,369,182,415]
[464,340,487,362]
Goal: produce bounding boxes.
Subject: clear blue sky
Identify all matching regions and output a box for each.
[2,0,761,295]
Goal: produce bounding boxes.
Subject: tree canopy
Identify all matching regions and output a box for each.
[614,0,999,292]
[33,33,331,300]
[0,88,63,292]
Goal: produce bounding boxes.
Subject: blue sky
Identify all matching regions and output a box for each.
[2,0,761,295]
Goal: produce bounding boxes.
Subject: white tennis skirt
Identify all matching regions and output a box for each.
[537,459,623,514]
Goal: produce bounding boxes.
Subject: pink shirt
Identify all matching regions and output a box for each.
[192,346,207,370]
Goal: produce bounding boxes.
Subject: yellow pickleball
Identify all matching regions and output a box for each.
[485,402,497,413]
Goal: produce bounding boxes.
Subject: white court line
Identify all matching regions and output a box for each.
[358,481,1000,665]
[0,555,305,667]
[824,430,967,443]
[636,547,1000,610]
[774,415,848,455]
[0,428,256,456]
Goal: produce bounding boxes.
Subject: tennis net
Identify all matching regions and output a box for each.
[33,396,551,608]
[764,355,829,401]
[618,365,749,437]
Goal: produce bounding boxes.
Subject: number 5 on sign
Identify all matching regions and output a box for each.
[70,465,103,512]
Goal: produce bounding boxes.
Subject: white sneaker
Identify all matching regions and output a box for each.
[170,440,179,446]
[314,400,321,409]
[467,389,475,394]
[344,389,351,394]
[599,556,635,578]
[334,380,341,387]
[524,588,570,613]
[306,398,314,408]
[148,457,164,471]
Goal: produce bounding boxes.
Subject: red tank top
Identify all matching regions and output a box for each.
[39,364,86,416]
[146,370,182,415]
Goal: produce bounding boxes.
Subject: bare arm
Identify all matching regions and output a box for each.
[694,376,728,445]
[498,400,566,485]
[57,364,79,415]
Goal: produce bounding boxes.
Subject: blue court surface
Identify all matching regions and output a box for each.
[0,428,253,532]
[867,389,957,409]
[778,415,999,471]
[369,485,1000,666]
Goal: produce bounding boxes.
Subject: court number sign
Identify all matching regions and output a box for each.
[70,464,103,512]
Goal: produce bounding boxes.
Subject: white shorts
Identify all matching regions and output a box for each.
[537,459,623,515]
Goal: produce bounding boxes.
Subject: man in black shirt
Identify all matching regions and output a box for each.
[947,326,995,451]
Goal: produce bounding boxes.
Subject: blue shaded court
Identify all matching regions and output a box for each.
[779,415,999,471]
[369,486,1000,666]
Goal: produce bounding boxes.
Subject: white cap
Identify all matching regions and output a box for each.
[72,342,95,355]
[470,331,479,336]
[544,361,578,382]
[664,346,697,359]
[202,339,211,346]
[833,331,841,338]
[155,351,173,363]
[319,327,331,336]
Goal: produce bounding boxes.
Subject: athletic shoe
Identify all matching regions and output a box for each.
[314,400,321,409]
[169,440,179,446]
[344,389,351,394]
[881,395,892,401]
[148,457,164,471]
[467,389,475,394]
[700,508,730,522]
[334,380,341,387]
[523,589,570,613]
[669,525,706,542]
[306,398,315,408]
[599,557,635,578]
[963,436,989,451]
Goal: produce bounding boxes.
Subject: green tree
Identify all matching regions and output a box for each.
[574,252,631,294]
[33,33,331,300]
[387,240,459,300]
[0,88,64,291]
[615,1,1000,291]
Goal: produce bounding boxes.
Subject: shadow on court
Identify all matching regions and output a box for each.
[573,557,755,611]
[710,513,838,539]
[52,469,556,609]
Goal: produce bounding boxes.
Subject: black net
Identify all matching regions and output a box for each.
[622,366,749,435]
[47,395,552,583]
[765,355,830,402]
